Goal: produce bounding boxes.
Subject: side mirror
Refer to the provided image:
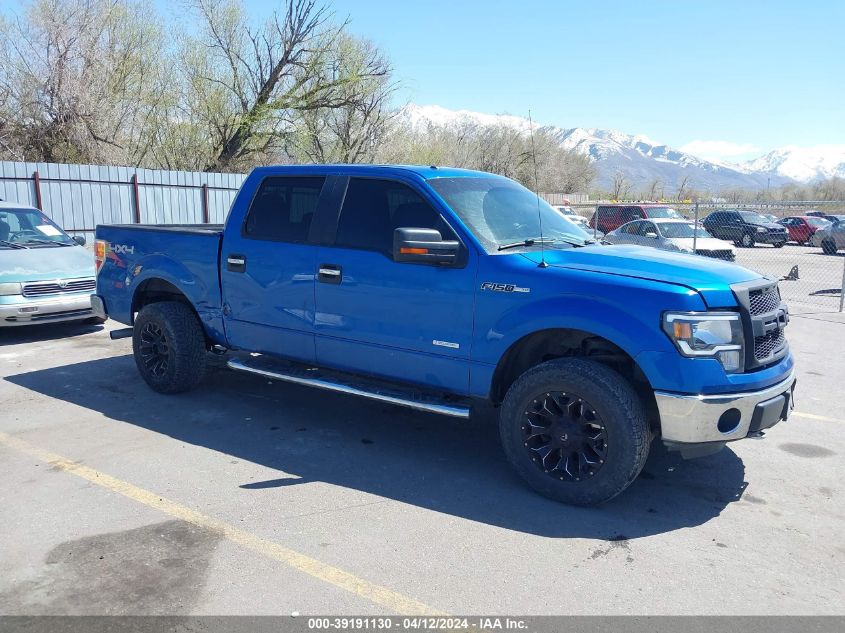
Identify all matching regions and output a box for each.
[644,232,659,239]
[393,228,459,265]
[72,235,86,246]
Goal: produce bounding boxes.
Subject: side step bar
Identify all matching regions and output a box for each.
[227,356,471,419]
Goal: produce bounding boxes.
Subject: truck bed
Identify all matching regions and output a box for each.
[96,223,224,332]
[99,223,223,236]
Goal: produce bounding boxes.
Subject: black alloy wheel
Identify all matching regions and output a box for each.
[138,321,170,377]
[522,391,608,481]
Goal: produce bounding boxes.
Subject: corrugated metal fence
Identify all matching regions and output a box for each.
[0,160,246,242]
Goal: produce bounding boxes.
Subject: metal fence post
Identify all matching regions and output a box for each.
[131,174,141,223]
[32,170,43,210]
[201,184,210,224]
[692,202,699,253]
[840,256,845,313]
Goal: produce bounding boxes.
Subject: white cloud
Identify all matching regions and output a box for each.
[680,139,761,162]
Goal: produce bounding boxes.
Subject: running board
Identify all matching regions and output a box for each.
[227,356,471,419]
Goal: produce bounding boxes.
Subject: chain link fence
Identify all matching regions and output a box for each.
[569,201,845,313]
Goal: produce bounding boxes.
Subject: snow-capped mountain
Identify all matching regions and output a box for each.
[399,104,843,191]
[740,146,845,182]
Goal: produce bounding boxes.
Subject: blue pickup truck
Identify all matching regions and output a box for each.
[93,165,795,505]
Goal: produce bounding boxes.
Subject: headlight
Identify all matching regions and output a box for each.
[0,282,22,296]
[662,312,744,373]
[756,226,766,233]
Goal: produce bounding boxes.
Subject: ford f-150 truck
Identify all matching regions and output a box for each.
[93,165,795,505]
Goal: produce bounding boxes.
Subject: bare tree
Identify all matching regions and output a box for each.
[611,171,631,200]
[647,178,663,201]
[179,0,391,171]
[676,175,691,201]
[0,0,166,164]
[291,36,396,163]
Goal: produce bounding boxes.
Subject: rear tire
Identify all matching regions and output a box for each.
[499,358,650,506]
[133,301,207,394]
[822,239,838,255]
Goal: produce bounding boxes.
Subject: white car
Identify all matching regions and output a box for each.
[604,218,736,261]
[551,205,600,236]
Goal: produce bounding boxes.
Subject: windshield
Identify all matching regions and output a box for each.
[0,207,75,247]
[739,211,768,224]
[428,177,592,251]
[658,222,712,238]
[807,217,831,227]
[645,206,681,219]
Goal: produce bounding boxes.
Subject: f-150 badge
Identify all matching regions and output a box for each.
[480,282,530,293]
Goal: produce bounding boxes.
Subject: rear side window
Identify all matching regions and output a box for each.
[622,221,642,235]
[244,176,325,242]
[335,178,455,255]
[625,206,645,220]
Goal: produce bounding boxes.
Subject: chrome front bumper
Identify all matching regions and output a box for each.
[655,372,796,445]
[0,293,94,326]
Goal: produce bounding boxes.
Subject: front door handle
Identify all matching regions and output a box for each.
[318,264,342,284]
[227,254,246,273]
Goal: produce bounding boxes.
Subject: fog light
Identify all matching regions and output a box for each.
[718,408,742,433]
[717,349,741,373]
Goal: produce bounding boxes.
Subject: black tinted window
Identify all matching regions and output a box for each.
[244,176,325,242]
[336,178,453,254]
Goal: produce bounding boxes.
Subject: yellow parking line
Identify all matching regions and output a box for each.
[792,411,840,423]
[0,431,444,616]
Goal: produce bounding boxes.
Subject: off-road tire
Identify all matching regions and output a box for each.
[822,239,838,255]
[499,358,650,506]
[133,301,206,394]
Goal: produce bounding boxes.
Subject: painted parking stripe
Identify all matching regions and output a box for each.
[0,431,444,616]
[792,411,840,423]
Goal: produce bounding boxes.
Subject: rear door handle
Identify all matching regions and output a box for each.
[318,264,342,284]
[227,254,246,273]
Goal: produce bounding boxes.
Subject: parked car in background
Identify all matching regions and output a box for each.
[778,215,831,245]
[810,221,845,254]
[552,205,594,233]
[604,218,735,261]
[702,210,788,248]
[761,213,779,224]
[589,204,683,234]
[0,201,98,327]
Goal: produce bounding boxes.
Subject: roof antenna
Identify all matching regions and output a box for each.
[528,110,548,268]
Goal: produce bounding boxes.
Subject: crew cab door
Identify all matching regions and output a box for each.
[313,177,476,394]
[221,175,330,362]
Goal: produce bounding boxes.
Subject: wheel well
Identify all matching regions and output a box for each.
[490,328,659,432]
[131,278,195,322]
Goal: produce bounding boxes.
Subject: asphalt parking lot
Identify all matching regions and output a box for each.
[1,253,844,616]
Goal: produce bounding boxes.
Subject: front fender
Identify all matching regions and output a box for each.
[469,284,706,399]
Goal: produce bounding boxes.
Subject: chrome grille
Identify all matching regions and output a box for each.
[695,249,734,261]
[754,329,786,361]
[22,278,96,297]
[748,285,781,315]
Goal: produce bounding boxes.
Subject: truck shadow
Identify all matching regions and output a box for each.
[5,354,749,540]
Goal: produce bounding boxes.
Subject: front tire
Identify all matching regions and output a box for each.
[774,241,785,248]
[133,301,207,394]
[499,358,650,506]
[740,233,755,248]
[822,239,838,255]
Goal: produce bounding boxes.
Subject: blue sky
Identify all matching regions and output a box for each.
[115,0,845,161]
[322,0,843,161]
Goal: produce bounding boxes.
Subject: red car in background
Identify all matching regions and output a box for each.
[777,215,831,245]
[589,204,683,233]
